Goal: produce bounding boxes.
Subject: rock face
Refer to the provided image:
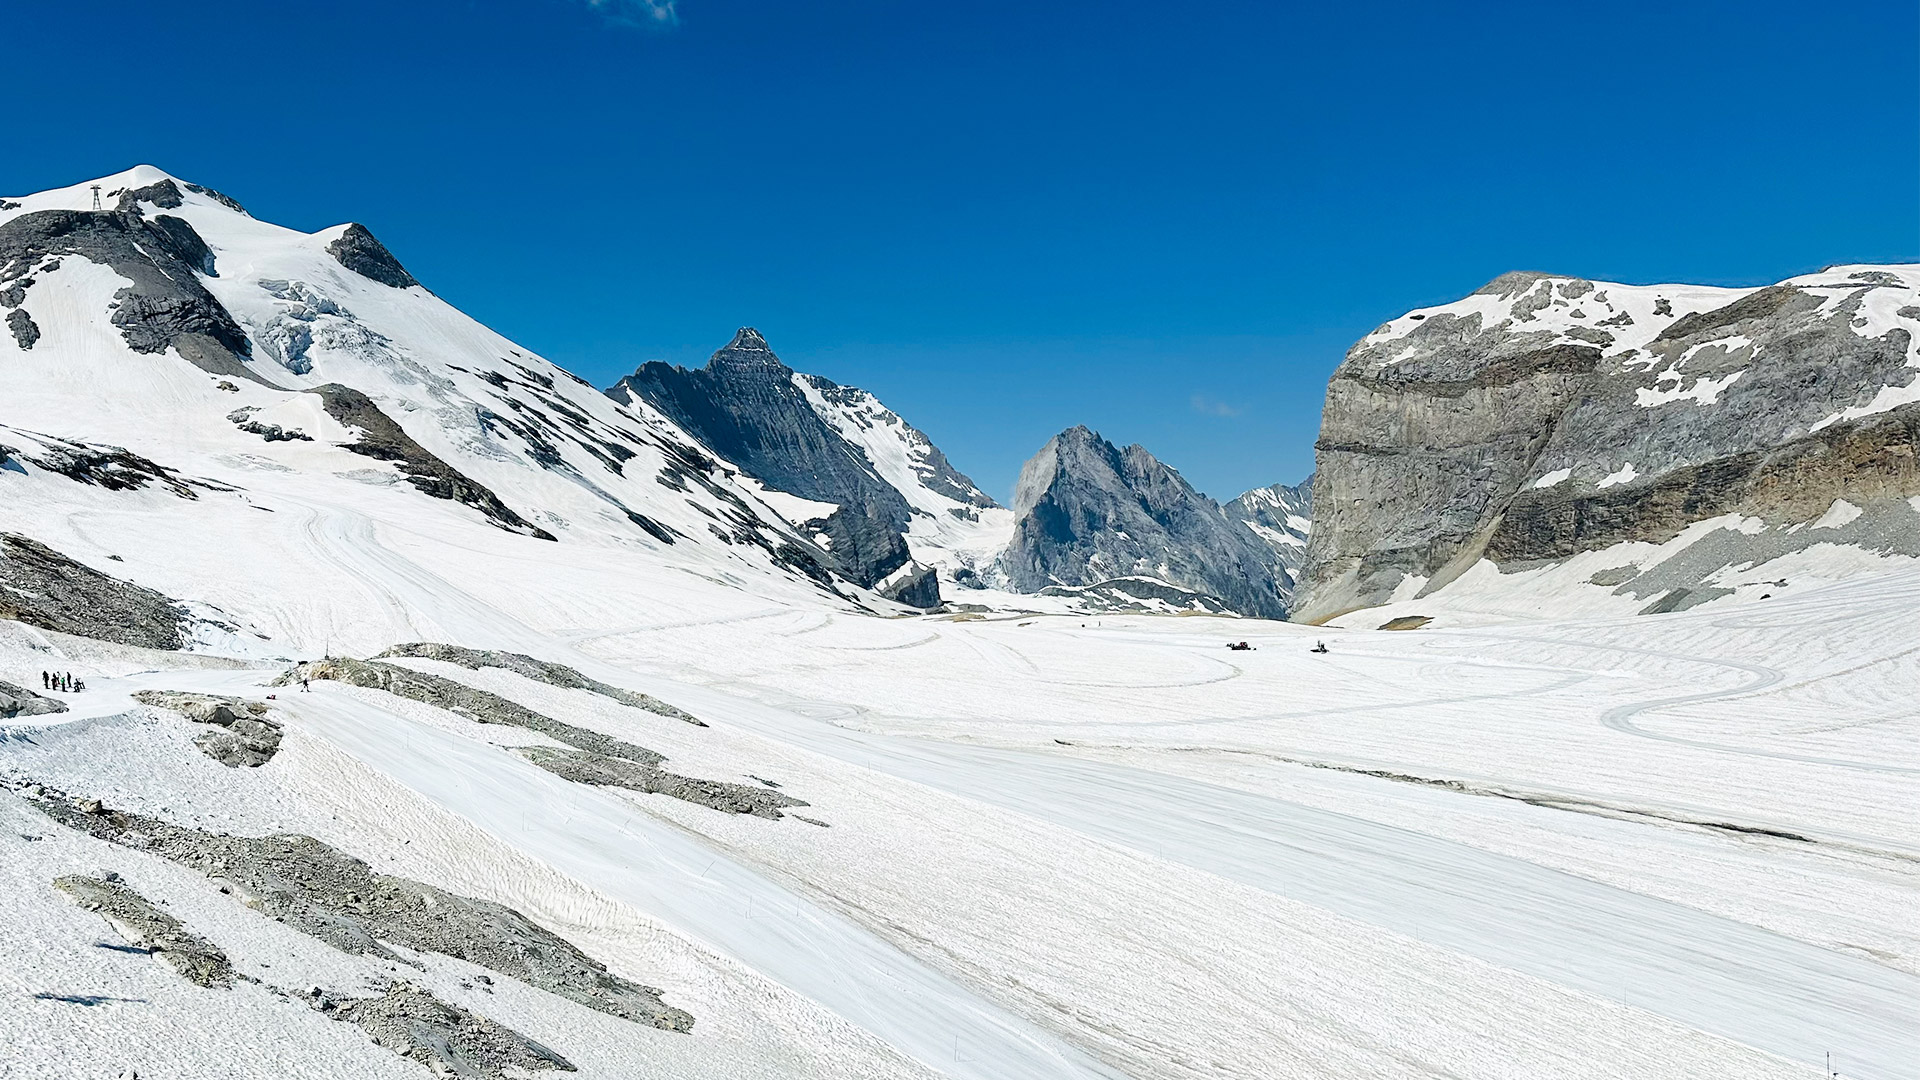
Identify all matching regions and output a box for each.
[324,223,419,289]
[1225,479,1313,596]
[0,679,67,719]
[309,383,555,540]
[1294,265,1920,622]
[0,205,264,385]
[999,426,1291,619]
[609,328,975,606]
[0,533,193,650]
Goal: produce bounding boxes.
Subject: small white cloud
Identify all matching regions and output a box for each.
[1189,393,1242,418]
[587,0,679,28]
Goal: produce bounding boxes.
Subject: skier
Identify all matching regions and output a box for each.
[300,676,311,693]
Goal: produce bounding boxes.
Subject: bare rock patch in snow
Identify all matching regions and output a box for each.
[54,871,233,989]
[321,983,576,1078]
[23,785,697,1033]
[132,691,283,768]
[378,642,703,726]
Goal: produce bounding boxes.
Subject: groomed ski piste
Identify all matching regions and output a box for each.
[2,168,1917,1078]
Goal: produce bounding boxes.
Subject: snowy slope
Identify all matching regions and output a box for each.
[1224,479,1312,591]
[789,373,1015,582]
[0,167,893,635]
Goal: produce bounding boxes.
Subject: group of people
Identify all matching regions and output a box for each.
[41,670,85,693]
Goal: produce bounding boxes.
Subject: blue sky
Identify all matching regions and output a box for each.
[6,1,1915,502]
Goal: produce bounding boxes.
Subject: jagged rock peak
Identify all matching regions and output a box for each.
[1002,426,1292,619]
[708,327,789,374]
[325,223,419,290]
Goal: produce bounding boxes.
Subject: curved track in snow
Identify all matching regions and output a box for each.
[107,513,1919,1079]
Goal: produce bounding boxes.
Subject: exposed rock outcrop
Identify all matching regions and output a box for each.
[325,223,420,289]
[54,872,234,988]
[324,984,575,1077]
[6,308,38,349]
[376,642,703,725]
[133,690,283,767]
[609,328,964,606]
[999,426,1291,619]
[0,679,67,719]
[0,207,264,385]
[25,785,695,1031]
[0,428,221,499]
[1295,266,1920,622]
[279,657,802,817]
[514,747,806,819]
[0,533,193,650]
[309,384,555,540]
[227,407,313,443]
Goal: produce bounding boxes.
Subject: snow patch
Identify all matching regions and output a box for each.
[1597,463,1639,489]
[1810,499,1863,530]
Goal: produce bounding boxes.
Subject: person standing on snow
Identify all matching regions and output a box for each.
[41,671,49,690]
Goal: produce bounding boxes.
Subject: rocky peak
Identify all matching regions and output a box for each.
[707,327,789,375]
[324,223,419,290]
[1001,426,1291,619]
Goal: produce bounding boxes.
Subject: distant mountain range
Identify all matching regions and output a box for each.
[0,167,1309,623]
[5,166,1915,628]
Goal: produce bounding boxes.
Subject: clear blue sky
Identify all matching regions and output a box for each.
[6,1,1915,502]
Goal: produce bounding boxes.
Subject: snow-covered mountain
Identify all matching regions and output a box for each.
[1296,266,1920,624]
[0,166,918,640]
[609,329,1011,608]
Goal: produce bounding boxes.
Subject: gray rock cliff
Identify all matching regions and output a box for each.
[1225,479,1313,596]
[1295,266,1920,622]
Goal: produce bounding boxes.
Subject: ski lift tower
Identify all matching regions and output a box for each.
[90,185,101,210]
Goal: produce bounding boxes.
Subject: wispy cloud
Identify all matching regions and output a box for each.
[1189,393,1243,418]
[586,0,680,29]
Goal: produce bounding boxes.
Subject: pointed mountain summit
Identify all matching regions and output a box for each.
[707,327,787,373]
[999,426,1291,618]
[609,329,1003,608]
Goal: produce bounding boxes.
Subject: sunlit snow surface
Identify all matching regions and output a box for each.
[2,170,1917,1079]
